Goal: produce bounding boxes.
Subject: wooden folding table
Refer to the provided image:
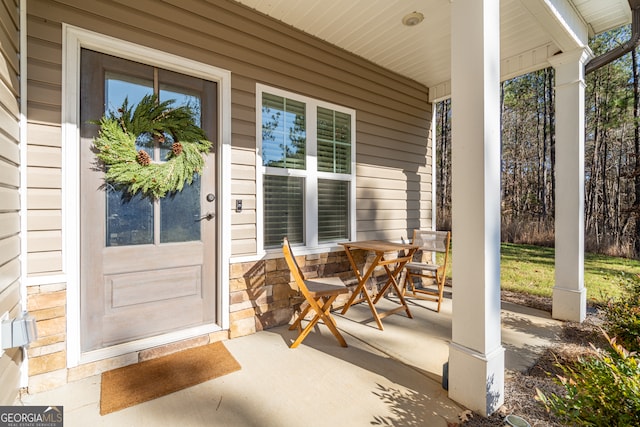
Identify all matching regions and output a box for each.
[339,240,417,330]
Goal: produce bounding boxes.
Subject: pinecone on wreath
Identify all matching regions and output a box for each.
[136,150,151,166]
[171,142,183,156]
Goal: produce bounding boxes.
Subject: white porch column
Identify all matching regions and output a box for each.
[449,0,504,417]
[548,49,590,322]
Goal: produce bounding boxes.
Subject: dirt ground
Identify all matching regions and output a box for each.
[456,290,607,427]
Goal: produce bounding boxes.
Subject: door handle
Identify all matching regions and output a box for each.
[199,212,214,221]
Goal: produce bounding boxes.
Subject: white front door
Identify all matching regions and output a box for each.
[79,49,218,352]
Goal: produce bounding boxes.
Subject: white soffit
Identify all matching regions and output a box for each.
[233,0,631,94]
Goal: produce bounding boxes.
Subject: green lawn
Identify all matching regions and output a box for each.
[440,243,640,304]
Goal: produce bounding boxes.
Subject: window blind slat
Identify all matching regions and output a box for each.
[264,175,305,247]
[318,179,349,242]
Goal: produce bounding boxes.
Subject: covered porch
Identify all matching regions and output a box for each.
[227,0,631,415]
[19,295,563,425]
[6,0,631,419]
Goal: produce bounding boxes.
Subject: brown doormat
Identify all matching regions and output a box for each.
[100,341,241,415]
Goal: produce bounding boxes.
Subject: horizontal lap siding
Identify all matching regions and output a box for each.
[29,0,432,258]
[0,0,21,405]
[26,13,62,274]
[230,76,257,255]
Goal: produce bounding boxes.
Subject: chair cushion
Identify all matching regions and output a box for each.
[405,262,439,272]
[304,277,349,297]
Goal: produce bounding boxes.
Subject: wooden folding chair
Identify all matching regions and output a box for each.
[282,237,349,348]
[403,230,451,312]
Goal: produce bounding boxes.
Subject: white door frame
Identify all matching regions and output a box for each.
[62,25,232,366]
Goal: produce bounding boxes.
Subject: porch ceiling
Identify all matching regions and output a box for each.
[232,0,631,100]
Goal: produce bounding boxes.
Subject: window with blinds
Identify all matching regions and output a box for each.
[262,93,306,169]
[318,179,349,242]
[259,85,355,250]
[264,175,304,246]
[317,107,351,174]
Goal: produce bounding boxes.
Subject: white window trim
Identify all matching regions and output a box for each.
[62,25,232,367]
[255,84,357,254]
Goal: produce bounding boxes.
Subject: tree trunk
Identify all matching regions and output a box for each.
[541,69,549,220]
[633,48,640,256]
[548,69,555,218]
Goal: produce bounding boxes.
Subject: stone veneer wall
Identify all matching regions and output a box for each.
[23,247,394,393]
[229,249,358,338]
[228,248,396,338]
[26,283,67,393]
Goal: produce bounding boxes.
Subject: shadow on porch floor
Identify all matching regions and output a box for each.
[17,292,563,426]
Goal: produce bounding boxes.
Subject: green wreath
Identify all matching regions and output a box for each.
[92,94,213,199]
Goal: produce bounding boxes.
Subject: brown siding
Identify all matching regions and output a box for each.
[24,0,434,387]
[28,0,432,259]
[26,13,62,274]
[0,0,21,406]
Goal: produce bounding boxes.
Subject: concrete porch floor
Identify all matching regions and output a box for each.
[17,293,564,426]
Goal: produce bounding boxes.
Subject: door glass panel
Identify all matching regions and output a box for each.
[104,73,154,246]
[106,191,154,246]
[160,175,201,243]
[159,85,202,243]
[105,73,154,115]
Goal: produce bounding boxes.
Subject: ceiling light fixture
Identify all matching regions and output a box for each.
[402,11,424,27]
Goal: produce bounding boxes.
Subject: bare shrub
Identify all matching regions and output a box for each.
[501,218,554,247]
[585,233,635,258]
